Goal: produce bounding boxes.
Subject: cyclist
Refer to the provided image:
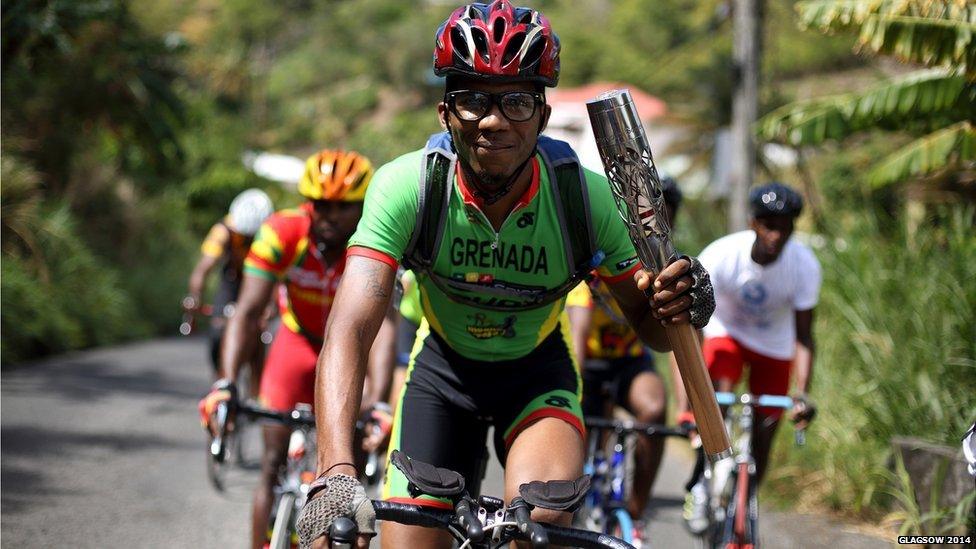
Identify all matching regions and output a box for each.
[184,188,274,377]
[566,176,683,544]
[295,3,716,547]
[198,150,396,549]
[678,182,820,533]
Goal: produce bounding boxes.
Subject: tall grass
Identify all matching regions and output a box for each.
[766,205,976,524]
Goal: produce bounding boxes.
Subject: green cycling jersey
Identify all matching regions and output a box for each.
[348,145,639,361]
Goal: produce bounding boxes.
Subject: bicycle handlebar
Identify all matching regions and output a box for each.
[712,392,808,446]
[583,416,690,438]
[329,500,635,548]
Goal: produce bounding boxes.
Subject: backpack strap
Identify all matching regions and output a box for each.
[536,135,603,276]
[403,132,603,311]
[402,132,455,272]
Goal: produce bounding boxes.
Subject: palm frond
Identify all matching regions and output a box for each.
[797,0,976,75]
[868,121,976,186]
[758,69,974,145]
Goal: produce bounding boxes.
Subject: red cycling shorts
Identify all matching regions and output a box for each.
[703,336,792,419]
[259,324,321,412]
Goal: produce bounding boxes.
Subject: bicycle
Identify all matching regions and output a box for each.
[327,449,636,548]
[691,392,806,549]
[206,399,389,548]
[577,416,689,545]
[187,297,275,471]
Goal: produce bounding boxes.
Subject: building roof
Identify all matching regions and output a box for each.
[548,82,667,120]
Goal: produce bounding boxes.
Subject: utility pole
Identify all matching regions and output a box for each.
[729,0,762,231]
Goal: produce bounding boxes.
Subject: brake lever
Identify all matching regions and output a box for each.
[456,498,484,542]
[209,401,228,462]
[795,427,806,447]
[510,497,547,548]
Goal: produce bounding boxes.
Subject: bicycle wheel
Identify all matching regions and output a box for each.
[604,508,634,543]
[721,463,755,549]
[269,492,296,549]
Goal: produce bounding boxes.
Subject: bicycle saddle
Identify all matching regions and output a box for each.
[390,450,466,498]
[518,475,591,512]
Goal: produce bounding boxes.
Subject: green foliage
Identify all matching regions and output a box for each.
[766,200,976,516]
[797,0,976,76]
[760,1,975,188]
[758,69,976,144]
[869,120,976,186]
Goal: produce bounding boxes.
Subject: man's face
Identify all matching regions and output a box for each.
[309,200,364,248]
[750,215,794,260]
[438,78,551,187]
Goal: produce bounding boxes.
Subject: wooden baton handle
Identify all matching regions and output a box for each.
[665,323,732,460]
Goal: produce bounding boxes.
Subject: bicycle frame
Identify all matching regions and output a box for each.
[581,416,689,541]
[700,393,803,549]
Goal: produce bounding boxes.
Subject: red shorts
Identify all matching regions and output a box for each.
[259,325,320,412]
[703,336,792,419]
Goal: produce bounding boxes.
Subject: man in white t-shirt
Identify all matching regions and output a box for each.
[679,182,820,533]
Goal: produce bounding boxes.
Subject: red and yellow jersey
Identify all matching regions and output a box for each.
[244,203,345,340]
[566,279,646,360]
[201,217,252,277]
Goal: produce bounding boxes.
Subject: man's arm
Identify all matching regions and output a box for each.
[219,273,275,382]
[315,255,395,477]
[793,309,815,395]
[566,305,592,369]
[362,304,398,411]
[187,254,220,308]
[604,260,697,352]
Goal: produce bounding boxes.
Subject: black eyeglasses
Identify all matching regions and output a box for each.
[445,90,545,123]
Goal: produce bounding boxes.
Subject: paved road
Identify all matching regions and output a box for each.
[1,337,891,548]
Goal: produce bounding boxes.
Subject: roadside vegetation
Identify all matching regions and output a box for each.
[2,0,972,531]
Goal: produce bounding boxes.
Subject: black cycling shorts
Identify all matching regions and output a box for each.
[383,324,584,508]
[394,316,420,368]
[581,354,657,418]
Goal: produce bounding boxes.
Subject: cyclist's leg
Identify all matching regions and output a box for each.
[743,347,792,484]
[619,356,666,518]
[381,324,485,549]
[253,325,319,549]
[494,324,586,529]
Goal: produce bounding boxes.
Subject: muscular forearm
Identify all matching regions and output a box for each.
[188,257,216,300]
[219,305,262,381]
[315,255,395,475]
[316,319,373,471]
[363,313,396,410]
[793,338,814,395]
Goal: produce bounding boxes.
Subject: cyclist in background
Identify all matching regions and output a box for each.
[185,188,274,377]
[198,150,396,549]
[678,182,820,533]
[295,3,715,547]
[566,176,683,545]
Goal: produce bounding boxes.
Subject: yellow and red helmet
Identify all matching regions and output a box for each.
[298,149,374,202]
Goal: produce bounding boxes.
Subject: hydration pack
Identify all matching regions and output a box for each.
[402,132,605,311]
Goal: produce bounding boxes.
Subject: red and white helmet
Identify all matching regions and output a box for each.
[434,1,560,87]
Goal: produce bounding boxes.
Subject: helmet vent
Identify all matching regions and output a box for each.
[516,9,533,25]
[471,27,490,63]
[450,26,472,66]
[521,36,545,69]
[502,32,525,66]
[493,16,506,44]
[468,4,487,21]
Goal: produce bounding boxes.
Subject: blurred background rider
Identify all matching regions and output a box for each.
[185,188,274,378]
